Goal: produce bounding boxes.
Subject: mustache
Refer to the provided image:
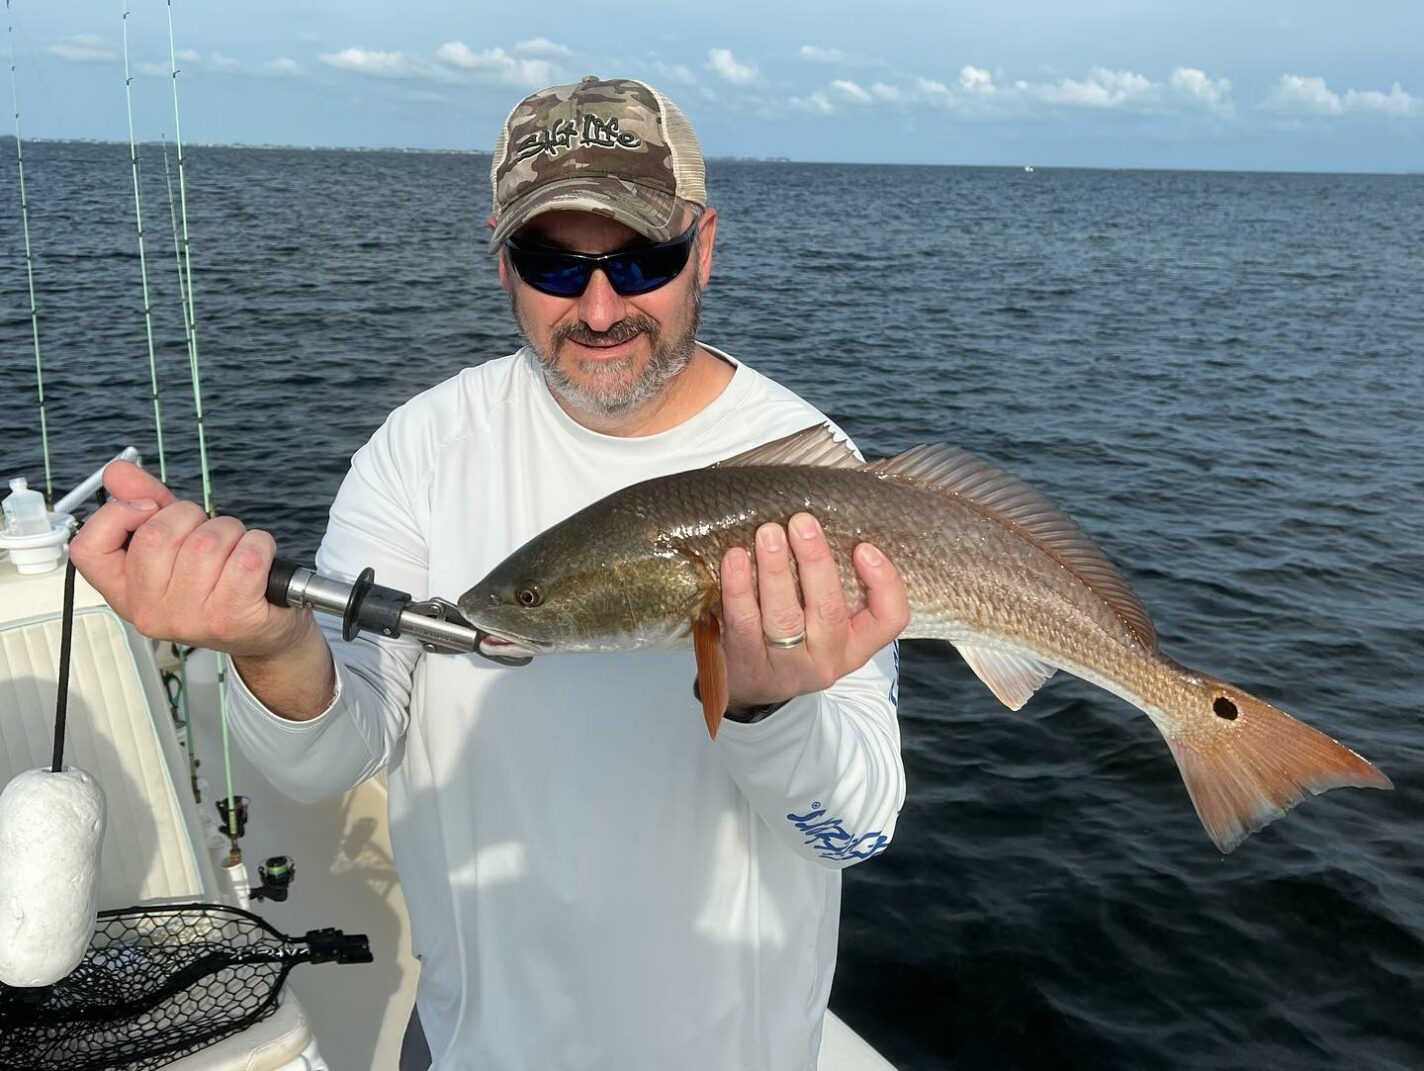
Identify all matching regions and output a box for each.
[555,315,659,348]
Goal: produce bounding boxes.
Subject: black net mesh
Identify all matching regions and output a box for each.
[0,902,370,1071]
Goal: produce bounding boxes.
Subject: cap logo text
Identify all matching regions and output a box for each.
[515,114,643,161]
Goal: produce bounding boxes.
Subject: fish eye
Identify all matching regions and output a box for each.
[515,584,542,608]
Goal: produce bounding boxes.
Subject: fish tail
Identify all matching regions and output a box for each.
[1154,671,1392,852]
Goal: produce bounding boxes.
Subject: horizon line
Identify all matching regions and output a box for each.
[4,135,1421,178]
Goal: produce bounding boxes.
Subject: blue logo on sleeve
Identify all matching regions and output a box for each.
[786,803,889,861]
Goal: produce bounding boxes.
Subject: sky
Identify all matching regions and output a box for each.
[9,1,1424,172]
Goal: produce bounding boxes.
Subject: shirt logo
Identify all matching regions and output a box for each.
[787,803,889,861]
[515,114,643,161]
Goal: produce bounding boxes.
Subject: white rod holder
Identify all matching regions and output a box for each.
[53,447,143,517]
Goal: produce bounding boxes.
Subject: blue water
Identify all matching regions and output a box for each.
[2,143,1421,1069]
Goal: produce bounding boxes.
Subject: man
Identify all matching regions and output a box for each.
[71,77,909,1071]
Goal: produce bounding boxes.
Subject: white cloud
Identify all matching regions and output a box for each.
[790,90,836,115]
[267,57,301,76]
[798,45,845,64]
[1264,74,1343,116]
[320,47,420,78]
[1265,74,1422,119]
[433,42,556,87]
[790,64,1239,121]
[47,35,117,63]
[1037,67,1154,109]
[1344,82,1420,117]
[797,77,914,115]
[136,50,242,77]
[316,40,564,89]
[828,81,904,105]
[867,82,904,104]
[831,79,872,104]
[649,60,697,86]
[1170,67,1233,116]
[959,66,993,94]
[513,38,572,58]
[707,48,758,85]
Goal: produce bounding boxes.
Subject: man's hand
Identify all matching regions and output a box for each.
[68,460,307,659]
[718,512,909,714]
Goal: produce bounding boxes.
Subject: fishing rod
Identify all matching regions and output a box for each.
[135,0,242,865]
[159,134,202,799]
[165,0,212,518]
[264,558,531,666]
[121,0,167,482]
[6,0,52,503]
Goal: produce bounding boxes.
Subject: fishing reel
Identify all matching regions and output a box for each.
[212,796,295,902]
[251,856,295,902]
[214,795,249,840]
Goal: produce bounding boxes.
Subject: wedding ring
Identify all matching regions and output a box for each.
[764,630,806,650]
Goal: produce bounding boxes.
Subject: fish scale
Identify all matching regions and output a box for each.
[635,465,1141,655]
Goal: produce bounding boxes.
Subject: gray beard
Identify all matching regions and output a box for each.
[513,283,702,419]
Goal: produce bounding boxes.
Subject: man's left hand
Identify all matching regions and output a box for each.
[718,512,910,715]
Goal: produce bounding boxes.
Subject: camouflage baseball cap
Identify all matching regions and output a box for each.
[488,76,707,252]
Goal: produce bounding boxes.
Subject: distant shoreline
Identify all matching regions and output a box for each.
[2,137,1419,178]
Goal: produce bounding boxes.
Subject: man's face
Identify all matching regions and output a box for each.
[499,208,716,420]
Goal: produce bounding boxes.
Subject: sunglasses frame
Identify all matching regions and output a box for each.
[504,222,700,298]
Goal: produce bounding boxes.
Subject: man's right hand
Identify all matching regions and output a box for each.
[68,460,309,659]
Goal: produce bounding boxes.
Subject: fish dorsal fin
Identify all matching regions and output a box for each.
[954,643,1057,709]
[868,445,1158,650]
[715,423,862,469]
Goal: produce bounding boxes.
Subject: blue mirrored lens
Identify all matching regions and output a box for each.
[510,252,591,296]
[604,252,679,295]
[507,228,695,298]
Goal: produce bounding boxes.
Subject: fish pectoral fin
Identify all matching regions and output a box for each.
[693,612,728,739]
[954,644,1056,710]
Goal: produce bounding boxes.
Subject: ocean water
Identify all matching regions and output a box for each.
[2,142,1421,1069]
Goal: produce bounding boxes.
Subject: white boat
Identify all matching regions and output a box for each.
[0,454,896,1070]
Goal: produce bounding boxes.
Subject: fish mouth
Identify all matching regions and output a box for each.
[476,632,544,660]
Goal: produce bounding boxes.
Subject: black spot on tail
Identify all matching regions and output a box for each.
[1213,696,1239,720]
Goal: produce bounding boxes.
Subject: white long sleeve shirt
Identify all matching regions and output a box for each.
[227,346,904,1071]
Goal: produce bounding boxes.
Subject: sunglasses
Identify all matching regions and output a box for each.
[504,225,697,298]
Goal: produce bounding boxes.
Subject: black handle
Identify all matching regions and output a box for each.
[266,557,413,643]
[266,556,302,608]
[343,567,376,642]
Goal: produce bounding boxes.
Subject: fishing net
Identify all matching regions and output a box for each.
[0,902,371,1071]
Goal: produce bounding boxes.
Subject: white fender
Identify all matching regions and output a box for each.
[0,766,107,987]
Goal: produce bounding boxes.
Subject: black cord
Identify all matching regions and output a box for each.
[51,554,79,773]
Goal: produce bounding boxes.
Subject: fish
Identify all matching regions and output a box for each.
[457,424,1391,852]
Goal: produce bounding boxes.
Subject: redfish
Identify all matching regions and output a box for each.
[458,425,1391,852]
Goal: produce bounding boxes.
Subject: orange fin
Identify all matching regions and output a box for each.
[1159,681,1392,853]
[693,612,728,739]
